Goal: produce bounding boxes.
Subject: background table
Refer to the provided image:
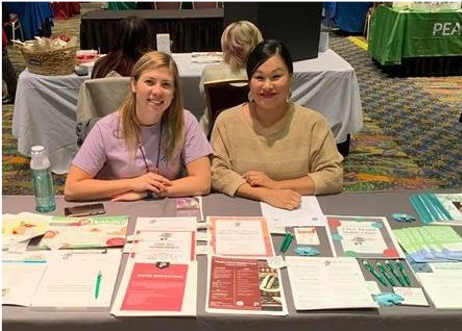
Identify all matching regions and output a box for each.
[80,9,224,53]
[3,191,462,331]
[13,50,362,174]
[369,5,462,75]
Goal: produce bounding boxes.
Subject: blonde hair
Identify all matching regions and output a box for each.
[221,20,263,72]
[119,51,185,163]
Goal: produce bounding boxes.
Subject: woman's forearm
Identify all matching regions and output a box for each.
[273,176,316,195]
[64,178,134,201]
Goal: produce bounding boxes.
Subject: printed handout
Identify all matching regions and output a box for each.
[111,259,197,316]
[206,256,288,315]
[286,256,378,310]
[30,250,122,310]
[328,215,404,258]
[208,216,274,257]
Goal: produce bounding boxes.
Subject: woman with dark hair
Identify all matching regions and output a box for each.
[211,40,343,210]
[91,16,153,79]
[65,52,212,201]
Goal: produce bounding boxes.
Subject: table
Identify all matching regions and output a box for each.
[368,5,462,75]
[13,50,362,174]
[80,9,224,53]
[3,191,462,331]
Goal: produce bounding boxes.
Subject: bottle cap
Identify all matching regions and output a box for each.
[31,145,45,152]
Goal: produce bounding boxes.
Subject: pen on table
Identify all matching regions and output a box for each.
[94,270,102,300]
[280,231,294,254]
[376,261,396,287]
[385,260,406,286]
[362,260,388,287]
[395,259,411,286]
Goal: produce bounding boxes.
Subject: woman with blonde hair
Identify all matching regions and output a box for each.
[65,51,213,202]
[199,20,263,133]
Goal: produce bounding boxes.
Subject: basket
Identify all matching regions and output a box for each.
[21,45,77,76]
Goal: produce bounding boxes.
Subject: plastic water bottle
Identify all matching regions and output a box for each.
[30,145,56,213]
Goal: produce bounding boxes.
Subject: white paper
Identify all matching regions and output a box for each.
[261,196,326,233]
[417,274,462,309]
[134,217,196,233]
[285,256,378,310]
[209,217,274,257]
[393,287,429,306]
[417,262,462,309]
[30,250,122,310]
[2,259,48,306]
[129,231,195,262]
[294,227,320,245]
[156,33,171,54]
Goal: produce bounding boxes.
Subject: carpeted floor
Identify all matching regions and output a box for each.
[2,3,461,195]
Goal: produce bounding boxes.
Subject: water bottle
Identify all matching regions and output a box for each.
[30,145,56,213]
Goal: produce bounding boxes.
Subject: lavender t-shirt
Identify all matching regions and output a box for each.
[72,110,213,180]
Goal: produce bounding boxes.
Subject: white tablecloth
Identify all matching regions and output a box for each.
[12,50,362,174]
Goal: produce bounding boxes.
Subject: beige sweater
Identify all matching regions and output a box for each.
[211,103,343,196]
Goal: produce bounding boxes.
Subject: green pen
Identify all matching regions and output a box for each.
[280,232,294,254]
[395,259,411,286]
[385,260,406,286]
[94,270,102,299]
[376,261,396,286]
[362,260,388,287]
[279,233,290,252]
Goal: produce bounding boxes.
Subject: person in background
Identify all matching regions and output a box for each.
[211,40,343,210]
[199,20,263,133]
[65,51,213,201]
[2,5,17,104]
[91,16,153,79]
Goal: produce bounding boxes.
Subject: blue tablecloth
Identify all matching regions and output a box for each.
[4,2,53,40]
[323,2,372,33]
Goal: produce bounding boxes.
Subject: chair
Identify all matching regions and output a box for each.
[154,2,181,10]
[203,79,249,137]
[5,15,24,43]
[193,2,218,9]
[76,77,131,122]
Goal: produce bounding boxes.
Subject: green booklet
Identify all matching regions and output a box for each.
[38,215,129,250]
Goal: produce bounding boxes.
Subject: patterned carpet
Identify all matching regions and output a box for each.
[330,34,462,190]
[2,4,461,195]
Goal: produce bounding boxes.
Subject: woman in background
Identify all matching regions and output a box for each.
[199,20,263,133]
[91,16,153,78]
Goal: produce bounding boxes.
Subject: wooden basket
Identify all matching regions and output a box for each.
[21,46,77,76]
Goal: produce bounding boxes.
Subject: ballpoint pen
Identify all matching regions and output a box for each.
[94,270,102,299]
[376,261,396,287]
[362,260,388,287]
[280,232,294,254]
[385,260,406,286]
[395,259,411,286]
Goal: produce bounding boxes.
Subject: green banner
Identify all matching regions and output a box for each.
[369,5,462,65]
